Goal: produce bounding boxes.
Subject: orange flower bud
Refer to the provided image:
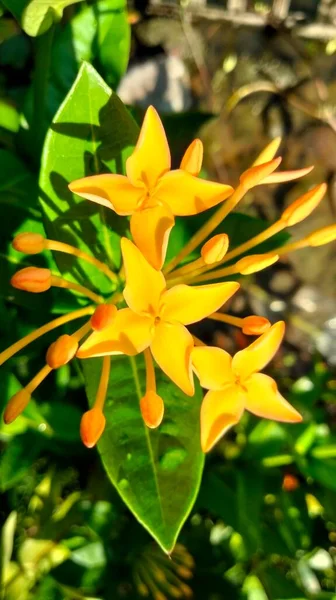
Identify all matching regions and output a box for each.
[11,267,52,293]
[12,232,46,254]
[201,234,229,265]
[46,334,78,369]
[242,316,271,335]
[239,157,281,190]
[236,253,279,275]
[176,567,193,579]
[281,183,327,226]
[282,473,299,492]
[80,407,106,448]
[306,224,336,247]
[140,391,164,429]
[90,304,117,331]
[3,389,31,424]
[180,139,203,176]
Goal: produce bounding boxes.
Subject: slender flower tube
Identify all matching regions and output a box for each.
[69,106,233,270]
[192,323,302,452]
[4,365,52,424]
[12,233,117,283]
[208,313,271,335]
[163,157,282,275]
[77,238,239,396]
[11,267,103,303]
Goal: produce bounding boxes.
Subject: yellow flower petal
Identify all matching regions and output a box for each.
[126,105,171,189]
[69,174,143,214]
[180,139,203,176]
[161,282,239,325]
[121,238,166,315]
[200,387,244,452]
[77,308,153,358]
[232,321,285,380]
[151,322,194,396]
[156,170,233,216]
[130,203,175,270]
[252,137,281,166]
[192,346,234,390]
[245,373,302,422]
[261,165,314,185]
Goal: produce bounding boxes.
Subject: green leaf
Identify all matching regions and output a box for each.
[2,0,84,36]
[39,62,139,295]
[82,355,204,553]
[95,0,130,89]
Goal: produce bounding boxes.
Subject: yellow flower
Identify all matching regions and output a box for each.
[68,106,233,270]
[192,322,302,452]
[77,238,239,396]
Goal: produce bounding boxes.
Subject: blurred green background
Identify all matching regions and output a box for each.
[1,0,336,598]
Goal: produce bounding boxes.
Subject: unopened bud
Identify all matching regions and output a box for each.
[179,584,193,598]
[154,593,167,600]
[240,157,281,190]
[3,389,31,424]
[180,139,203,176]
[201,234,229,265]
[306,224,336,247]
[11,267,52,293]
[168,586,183,598]
[46,334,78,369]
[90,304,117,331]
[281,183,327,226]
[137,583,149,597]
[282,473,299,492]
[80,407,106,448]
[176,567,193,579]
[140,391,164,429]
[12,232,46,254]
[242,316,271,335]
[236,253,279,275]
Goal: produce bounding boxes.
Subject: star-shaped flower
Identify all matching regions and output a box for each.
[69,106,233,270]
[192,322,302,452]
[77,238,239,396]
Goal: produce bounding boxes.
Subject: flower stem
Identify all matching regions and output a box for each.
[94,356,111,411]
[51,275,103,304]
[164,185,245,275]
[0,306,94,367]
[46,240,118,284]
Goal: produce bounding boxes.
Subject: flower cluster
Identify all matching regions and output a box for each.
[3,106,336,453]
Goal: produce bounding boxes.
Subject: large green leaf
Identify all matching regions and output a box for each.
[39,62,139,296]
[82,355,204,553]
[2,0,83,36]
[95,0,130,89]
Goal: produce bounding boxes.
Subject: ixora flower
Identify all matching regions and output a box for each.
[2,126,336,451]
[68,106,234,270]
[192,323,302,453]
[77,238,240,396]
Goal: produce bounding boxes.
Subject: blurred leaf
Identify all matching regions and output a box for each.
[83,354,204,553]
[0,99,19,132]
[0,431,44,491]
[39,61,138,294]
[19,538,70,577]
[2,0,84,36]
[0,511,17,599]
[94,0,130,89]
[40,401,82,442]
